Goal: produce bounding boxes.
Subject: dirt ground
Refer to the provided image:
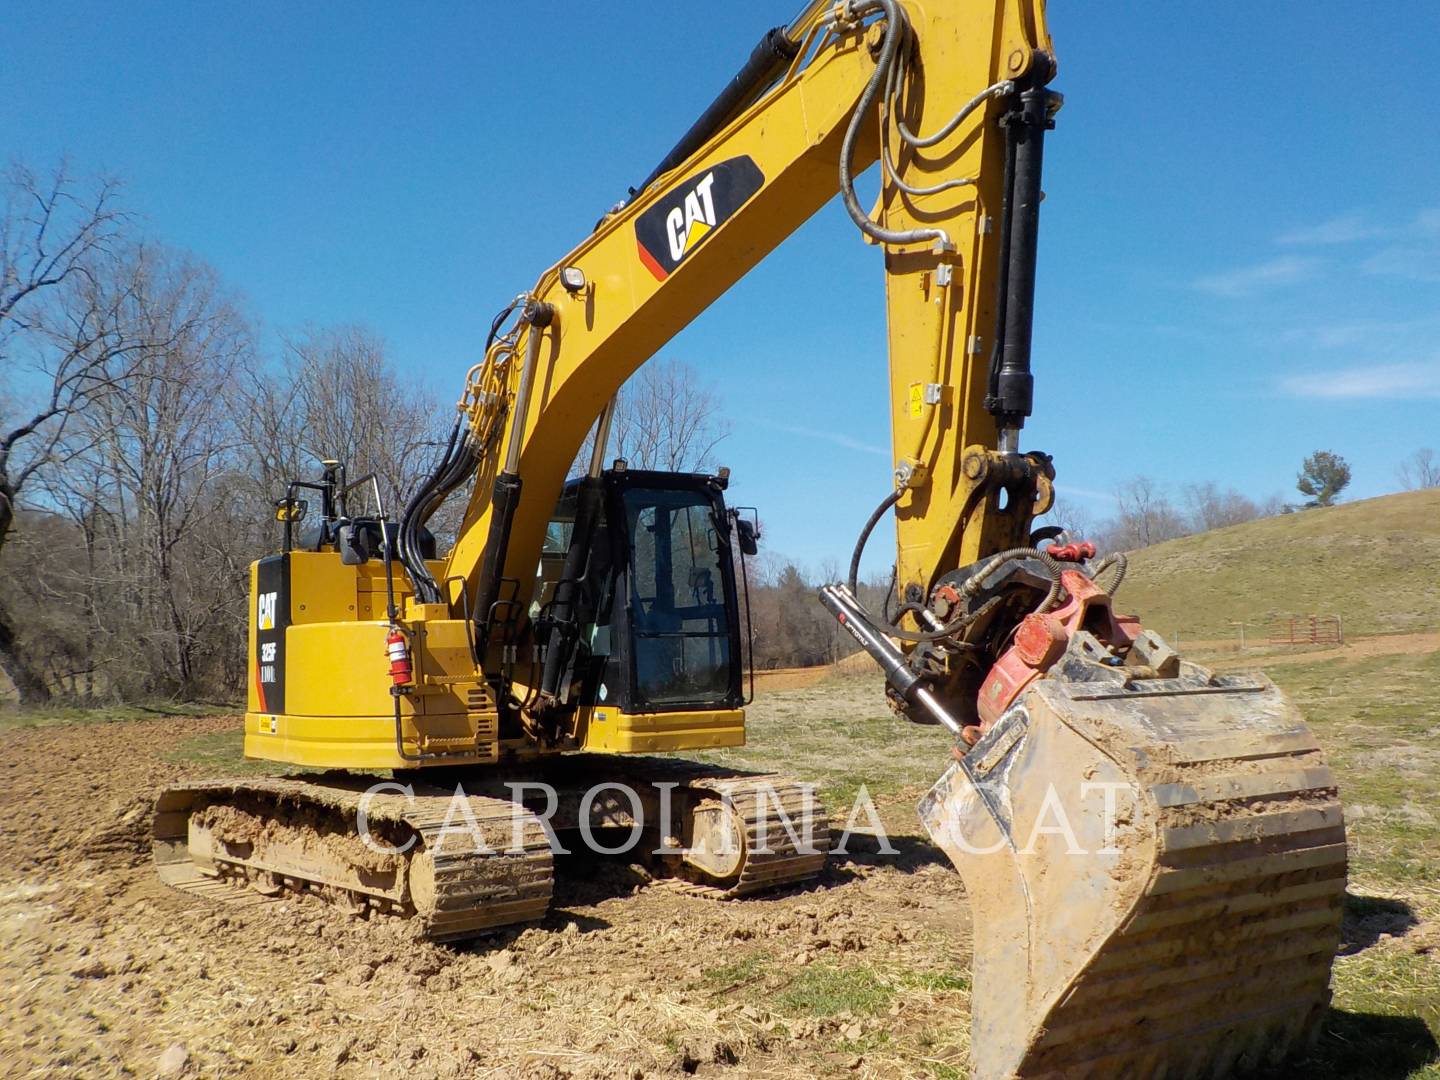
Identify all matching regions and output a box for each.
[3,641,1438,1079]
[0,716,976,1080]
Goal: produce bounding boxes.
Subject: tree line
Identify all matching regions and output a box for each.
[0,163,736,703]
[0,165,458,703]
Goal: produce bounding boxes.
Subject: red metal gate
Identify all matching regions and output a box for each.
[1269,615,1344,646]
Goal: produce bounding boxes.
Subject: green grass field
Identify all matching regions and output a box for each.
[1268,650,1440,1079]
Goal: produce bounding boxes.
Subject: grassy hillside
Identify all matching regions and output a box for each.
[1119,488,1440,641]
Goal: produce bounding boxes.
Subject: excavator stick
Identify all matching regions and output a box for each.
[919,663,1347,1079]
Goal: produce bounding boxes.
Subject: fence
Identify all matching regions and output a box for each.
[1269,615,1344,647]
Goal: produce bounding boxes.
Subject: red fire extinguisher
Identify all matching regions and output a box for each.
[386,625,413,688]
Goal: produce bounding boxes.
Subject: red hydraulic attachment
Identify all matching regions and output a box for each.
[973,569,1141,736]
[385,626,414,687]
[1045,540,1096,562]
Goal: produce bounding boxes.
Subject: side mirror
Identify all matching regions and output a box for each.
[275,497,308,523]
[734,516,759,557]
[336,523,370,566]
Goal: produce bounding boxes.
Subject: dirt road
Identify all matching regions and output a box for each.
[0,716,975,1079]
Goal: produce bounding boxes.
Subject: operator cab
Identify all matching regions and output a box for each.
[534,465,757,717]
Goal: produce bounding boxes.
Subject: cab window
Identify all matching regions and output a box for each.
[622,487,732,706]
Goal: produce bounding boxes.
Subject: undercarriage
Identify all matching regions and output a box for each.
[154,759,830,940]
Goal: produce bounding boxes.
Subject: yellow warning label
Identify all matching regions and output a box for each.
[909,383,924,418]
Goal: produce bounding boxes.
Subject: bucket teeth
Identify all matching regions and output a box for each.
[919,670,1346,1080]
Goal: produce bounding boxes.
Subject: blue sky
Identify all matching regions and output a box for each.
[4,2,1437,574]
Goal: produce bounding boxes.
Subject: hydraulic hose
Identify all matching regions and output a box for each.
[959,546,1065,613]
[472,300,554,654]
[393,297,528,606]
[856,598,979,644]
[879,51,1015,198]
[894,78,1016,150]
[848,486,903,594]
[1092,551,1128,596]
[842,484,967,643]
[396,418,462,602]
[845,473,1065,641]
[485,298,524,354]
[883,545,1063,643]
[836,0,951,251]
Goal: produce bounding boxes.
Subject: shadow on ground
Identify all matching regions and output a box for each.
[1342,892,1420,955]
[1254,1010,1440,1079]
[827,832,951,873]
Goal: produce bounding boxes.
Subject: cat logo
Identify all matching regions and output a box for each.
[257,590,278,631]
[667,172,718,261]
[635,156,764,281]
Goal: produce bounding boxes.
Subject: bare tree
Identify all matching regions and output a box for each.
[0,162,124,345]
[0,163,129,699]
[1259,493,1287,515]
[734,548,777,668]
[0,163,128,549]
[765,563,832,668]
[1039,495,1097,545]
[1182,481,1261,532]
[0,508,96,699]
[1105,477,1189,552]
[242,325,451,520]
[0,170,487,704]
[604,358,731,473]
[1397,447,1440,490]
[51,245,253,696]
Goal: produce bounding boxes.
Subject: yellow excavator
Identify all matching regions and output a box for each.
[153,2,1348,1075]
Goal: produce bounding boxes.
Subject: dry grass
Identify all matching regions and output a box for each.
[696,671,953,810]
[1120,487,1440,640]
[0,699,231,734]
[713,644,1440,1079]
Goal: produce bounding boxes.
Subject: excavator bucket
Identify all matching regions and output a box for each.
[920,665,1347,1079]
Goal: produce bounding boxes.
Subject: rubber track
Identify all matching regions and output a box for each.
[154,777,554,943]
[659,771,829,898]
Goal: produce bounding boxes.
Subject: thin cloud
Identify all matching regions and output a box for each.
[1276,317,1429,350]
[751,419,890,458]
[1194,255,1319,298]
[1361,245,1440,283]
[1279,361,1440,400]
[1276,213,1382,246]
[1053,483,1120,505]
